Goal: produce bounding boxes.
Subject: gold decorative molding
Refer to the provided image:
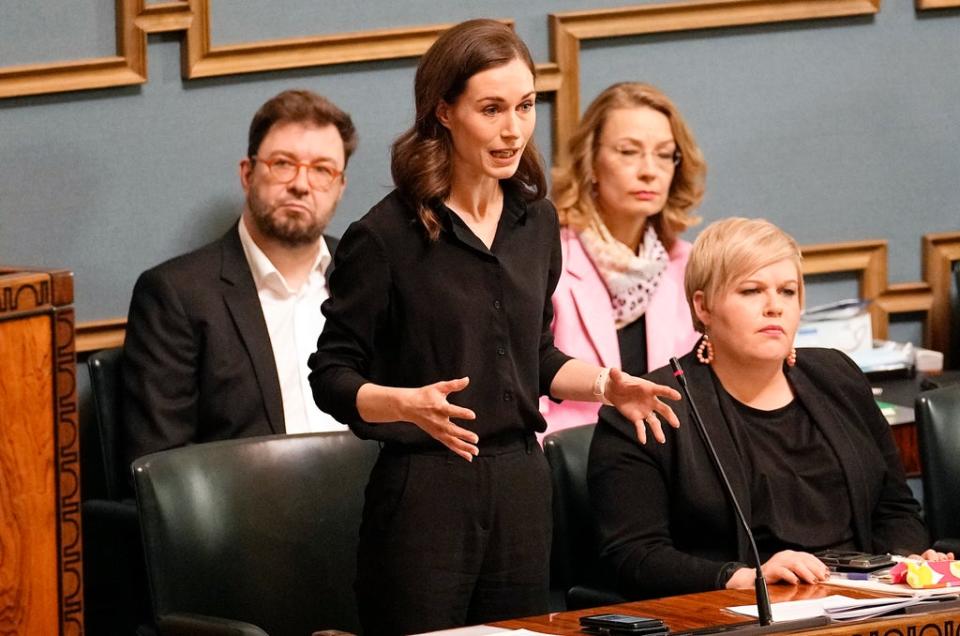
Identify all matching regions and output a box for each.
[547,0,881,162]
[799,239,906,340]
[0,0,144,99]
[0,1,507,98]
[76,317,126,353]
[916,0,960,8]
[922,231,960,359]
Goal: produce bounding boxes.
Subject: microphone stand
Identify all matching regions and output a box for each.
[669,358,829,635]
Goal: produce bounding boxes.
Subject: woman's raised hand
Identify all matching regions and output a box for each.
[604,368,681,444]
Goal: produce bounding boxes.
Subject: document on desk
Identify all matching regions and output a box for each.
[728,594,926,622]
[825,576,960,597]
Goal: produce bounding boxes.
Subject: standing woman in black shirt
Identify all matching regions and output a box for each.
[309,19,681,635]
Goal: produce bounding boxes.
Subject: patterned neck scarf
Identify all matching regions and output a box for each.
[578,223,668,328]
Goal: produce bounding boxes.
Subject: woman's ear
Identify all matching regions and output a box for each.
[436,100,451,130]
[692,290,711,329]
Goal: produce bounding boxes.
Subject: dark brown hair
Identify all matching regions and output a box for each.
[247,89,358,166]
[391,19,547,240]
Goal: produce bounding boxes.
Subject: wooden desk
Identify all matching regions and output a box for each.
[491,585,960,634]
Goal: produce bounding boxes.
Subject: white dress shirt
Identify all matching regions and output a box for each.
[238,219,341,433]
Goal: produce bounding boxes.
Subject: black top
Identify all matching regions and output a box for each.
[588,346,928,600]
[617,316,648,377]
[308,187,572,449]
[727,396,857,561]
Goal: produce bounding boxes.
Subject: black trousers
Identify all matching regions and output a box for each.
[356,435,552,635]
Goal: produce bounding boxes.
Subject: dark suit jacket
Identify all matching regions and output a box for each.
[588,346,928,599]
[120,223,338,478]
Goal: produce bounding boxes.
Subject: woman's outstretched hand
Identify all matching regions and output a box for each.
[605,368,681,444]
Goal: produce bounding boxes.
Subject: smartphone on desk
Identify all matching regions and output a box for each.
[816,550,895,573]
[579,613,669,635]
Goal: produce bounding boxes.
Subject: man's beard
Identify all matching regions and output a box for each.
[247,193,328,247]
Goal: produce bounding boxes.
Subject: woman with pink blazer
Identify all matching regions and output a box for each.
[542,83,706,435]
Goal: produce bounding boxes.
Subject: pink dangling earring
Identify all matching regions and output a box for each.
[786,347,797,367]
[696,335,714,365]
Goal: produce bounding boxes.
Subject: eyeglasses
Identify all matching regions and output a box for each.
[250,155,343,191]
[604,145,682,171]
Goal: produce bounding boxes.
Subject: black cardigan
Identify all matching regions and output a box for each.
[588,347,928,599]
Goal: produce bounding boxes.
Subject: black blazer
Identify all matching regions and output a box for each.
[120,223,337,476]
[588,347,928,599]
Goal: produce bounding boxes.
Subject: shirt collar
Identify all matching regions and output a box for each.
[238,217,331,295]
[434,182,529,248]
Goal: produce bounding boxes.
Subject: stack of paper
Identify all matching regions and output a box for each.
[728,593,948,623]
[826,576,960,597]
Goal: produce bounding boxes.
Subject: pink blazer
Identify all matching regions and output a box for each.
[540,227,699,436]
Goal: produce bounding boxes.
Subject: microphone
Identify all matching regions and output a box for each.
[669,357,827,635]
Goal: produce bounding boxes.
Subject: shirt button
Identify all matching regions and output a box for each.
[493,300,502,310]
[503,390,513,402]
[497,346,506,356]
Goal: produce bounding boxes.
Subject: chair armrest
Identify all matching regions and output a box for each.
[933,538,960,556]
[83,498,139,528]
[158,612,269,636]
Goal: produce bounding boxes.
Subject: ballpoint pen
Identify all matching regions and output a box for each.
[829,572,875,581]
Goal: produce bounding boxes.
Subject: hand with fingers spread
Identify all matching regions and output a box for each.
[394,377,479,461]
[603,367,682,444]
[912,549,955,562]
[726,550,831,590]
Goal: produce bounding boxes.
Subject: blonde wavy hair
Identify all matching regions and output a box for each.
[552,82,706,250]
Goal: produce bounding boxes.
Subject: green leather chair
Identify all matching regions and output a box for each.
[133,431,378,635]
[544,424,624,610]
[84,346,152,635]
[916,383,960,555]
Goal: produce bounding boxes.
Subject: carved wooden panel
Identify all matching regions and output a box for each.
[0,267,82,635]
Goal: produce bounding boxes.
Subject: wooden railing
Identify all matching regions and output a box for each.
[0,266,84,635]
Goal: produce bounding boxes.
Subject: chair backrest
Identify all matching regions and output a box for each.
[951,262,960,368]
[133,431,379,635]
[916,383,960,543]
[88,346,125,500]
[544,424,611,602]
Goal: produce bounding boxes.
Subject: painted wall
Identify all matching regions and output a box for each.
[1,0,957,344]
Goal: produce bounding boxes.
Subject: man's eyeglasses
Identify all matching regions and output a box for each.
[250,155,343,191]
[604,145,682,171]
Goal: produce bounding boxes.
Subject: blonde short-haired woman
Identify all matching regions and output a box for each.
[588,217,951,599]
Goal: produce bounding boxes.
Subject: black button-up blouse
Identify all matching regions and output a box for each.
[309,187,572,448]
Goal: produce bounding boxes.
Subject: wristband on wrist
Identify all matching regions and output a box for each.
[593,367,613,406]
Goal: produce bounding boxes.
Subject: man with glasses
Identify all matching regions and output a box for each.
[120,89,357,479]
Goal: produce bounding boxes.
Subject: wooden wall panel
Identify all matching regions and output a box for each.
[0,2,952,358]
[923,231,960,366]
[916,0,960,8]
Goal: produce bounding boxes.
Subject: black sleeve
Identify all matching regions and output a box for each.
[308,222,391,424]
[834,351,929,554]
[540,208,573,396]
[588,410,731,598]
[120,268,200,469]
